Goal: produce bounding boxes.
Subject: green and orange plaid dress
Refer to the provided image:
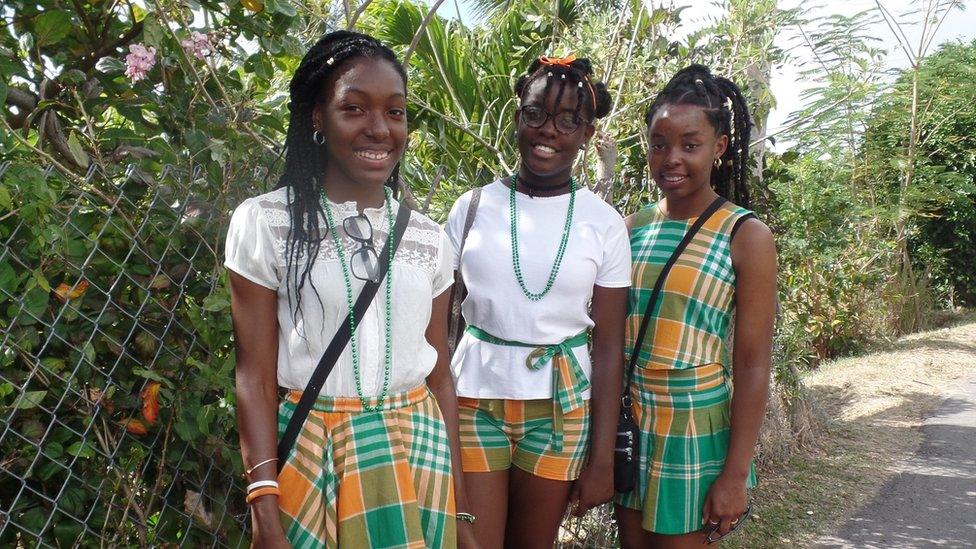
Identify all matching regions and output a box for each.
[277,385,456,548]
[614,200,757,535]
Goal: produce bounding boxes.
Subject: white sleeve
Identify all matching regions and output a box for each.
[224,198,280,290]
[595,213,632,288]
[432,228,456,297]
[444,191,473,270]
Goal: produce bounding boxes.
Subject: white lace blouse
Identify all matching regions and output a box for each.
[224,187,455,397]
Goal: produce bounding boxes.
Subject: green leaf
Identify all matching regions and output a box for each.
[143,18,166,49]
[16,390,47,409]
[32,268,50,292]
[66,441,95,459]
[41,357,65,372]
[0,79,7,108]
[83,341,95,364]
[0,186,12,211]
[202,295,229,312]
[0,260,16,293]
[95,57,126,73]
[67,132,89,169]
[35,11,73,47]
[22,287,49,321]
[60,69,86,84]
[132,368,174,387]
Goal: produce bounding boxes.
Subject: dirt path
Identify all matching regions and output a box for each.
[805,318,976,548]
[722,317,976,548]
[814,372,976,548]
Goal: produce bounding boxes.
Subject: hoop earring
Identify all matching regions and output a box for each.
[713,157,722,168]
[313,130,326,146]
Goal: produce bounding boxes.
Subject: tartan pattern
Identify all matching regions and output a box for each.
[616,201,758,535]
[624,201,753,372]
[457,397,590,481]
[615,364,756,534]
[464,326,589,451]
[276,385,457,548]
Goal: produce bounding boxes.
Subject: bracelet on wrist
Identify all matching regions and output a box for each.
[245,457,278,477]
[246,486,281,504]
[246,479,279,493]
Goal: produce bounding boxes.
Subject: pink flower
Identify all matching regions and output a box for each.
[125,44,157,83]
[181,31,214,60]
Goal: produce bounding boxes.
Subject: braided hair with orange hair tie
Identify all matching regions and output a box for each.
[515,54,612,124]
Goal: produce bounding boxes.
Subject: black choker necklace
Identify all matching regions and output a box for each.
[514,176,572,198]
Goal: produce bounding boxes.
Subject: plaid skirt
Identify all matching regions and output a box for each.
[614,363,756,535]
[276,385,457,548]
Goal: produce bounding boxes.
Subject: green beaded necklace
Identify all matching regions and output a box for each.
[509,174,576,301]
[320,186,394,411]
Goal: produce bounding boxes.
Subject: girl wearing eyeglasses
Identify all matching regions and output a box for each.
[225,31,476,548]
[446,55,630,548]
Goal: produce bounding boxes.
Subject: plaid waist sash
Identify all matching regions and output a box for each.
[633,362,727,395]
[465,325,590,451]
[285,384,430,413]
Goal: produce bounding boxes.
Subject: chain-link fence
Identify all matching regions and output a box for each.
[0,158,624,547]
[1,159,248,547]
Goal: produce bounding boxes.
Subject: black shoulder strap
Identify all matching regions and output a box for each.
[277,203,412,470]
[458,187,483,256]
[448,186,482,355]
[622,196,726,396]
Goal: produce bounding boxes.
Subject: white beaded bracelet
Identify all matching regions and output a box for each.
[246,480,279,493]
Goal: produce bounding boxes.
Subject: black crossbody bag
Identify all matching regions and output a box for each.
[277,204,412,471]
[615,196,726,492]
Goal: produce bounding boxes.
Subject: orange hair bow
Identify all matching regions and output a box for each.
[539,54,578,67]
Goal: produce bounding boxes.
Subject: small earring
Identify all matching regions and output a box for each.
[713,157,722,168]
[313,130,326,146]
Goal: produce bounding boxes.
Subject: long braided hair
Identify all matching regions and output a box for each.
[276,30,406,321]
[645,64,752,207]
[514,56,613,122]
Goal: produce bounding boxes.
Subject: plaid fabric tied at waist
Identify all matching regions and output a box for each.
[465,325,589,451]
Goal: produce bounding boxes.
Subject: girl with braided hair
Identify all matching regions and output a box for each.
[226,30,476,548]
[613,64,776,547]
[446,55,630,548]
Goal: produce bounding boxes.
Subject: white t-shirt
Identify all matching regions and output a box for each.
[446,180,631,400]
[224,187,454,397]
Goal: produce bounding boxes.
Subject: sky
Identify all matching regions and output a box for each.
[431,0,975,149]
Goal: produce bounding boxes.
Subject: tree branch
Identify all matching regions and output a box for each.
[403,0,447,66]
[79,20,144,73]
[347,0,373,30]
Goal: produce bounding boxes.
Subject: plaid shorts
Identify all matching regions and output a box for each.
[614,363,756,535]
[457,397,590,481]
[277,385,456,548]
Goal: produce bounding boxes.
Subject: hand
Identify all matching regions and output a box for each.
[250,497,290,549]
[701,472,748,540]
[593,131,618,181]
[568,462,614,517]
[456,521,482,549]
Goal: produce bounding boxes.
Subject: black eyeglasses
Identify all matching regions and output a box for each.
[518,105,586,134]
[704,503,752,544]
[342,214,381,283]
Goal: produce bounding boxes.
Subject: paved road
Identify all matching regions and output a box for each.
[814,375,976,548]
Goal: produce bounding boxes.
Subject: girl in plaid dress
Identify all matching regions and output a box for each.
[613,65,777,547]
[226,31,477,548]
[446,56,630,548]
